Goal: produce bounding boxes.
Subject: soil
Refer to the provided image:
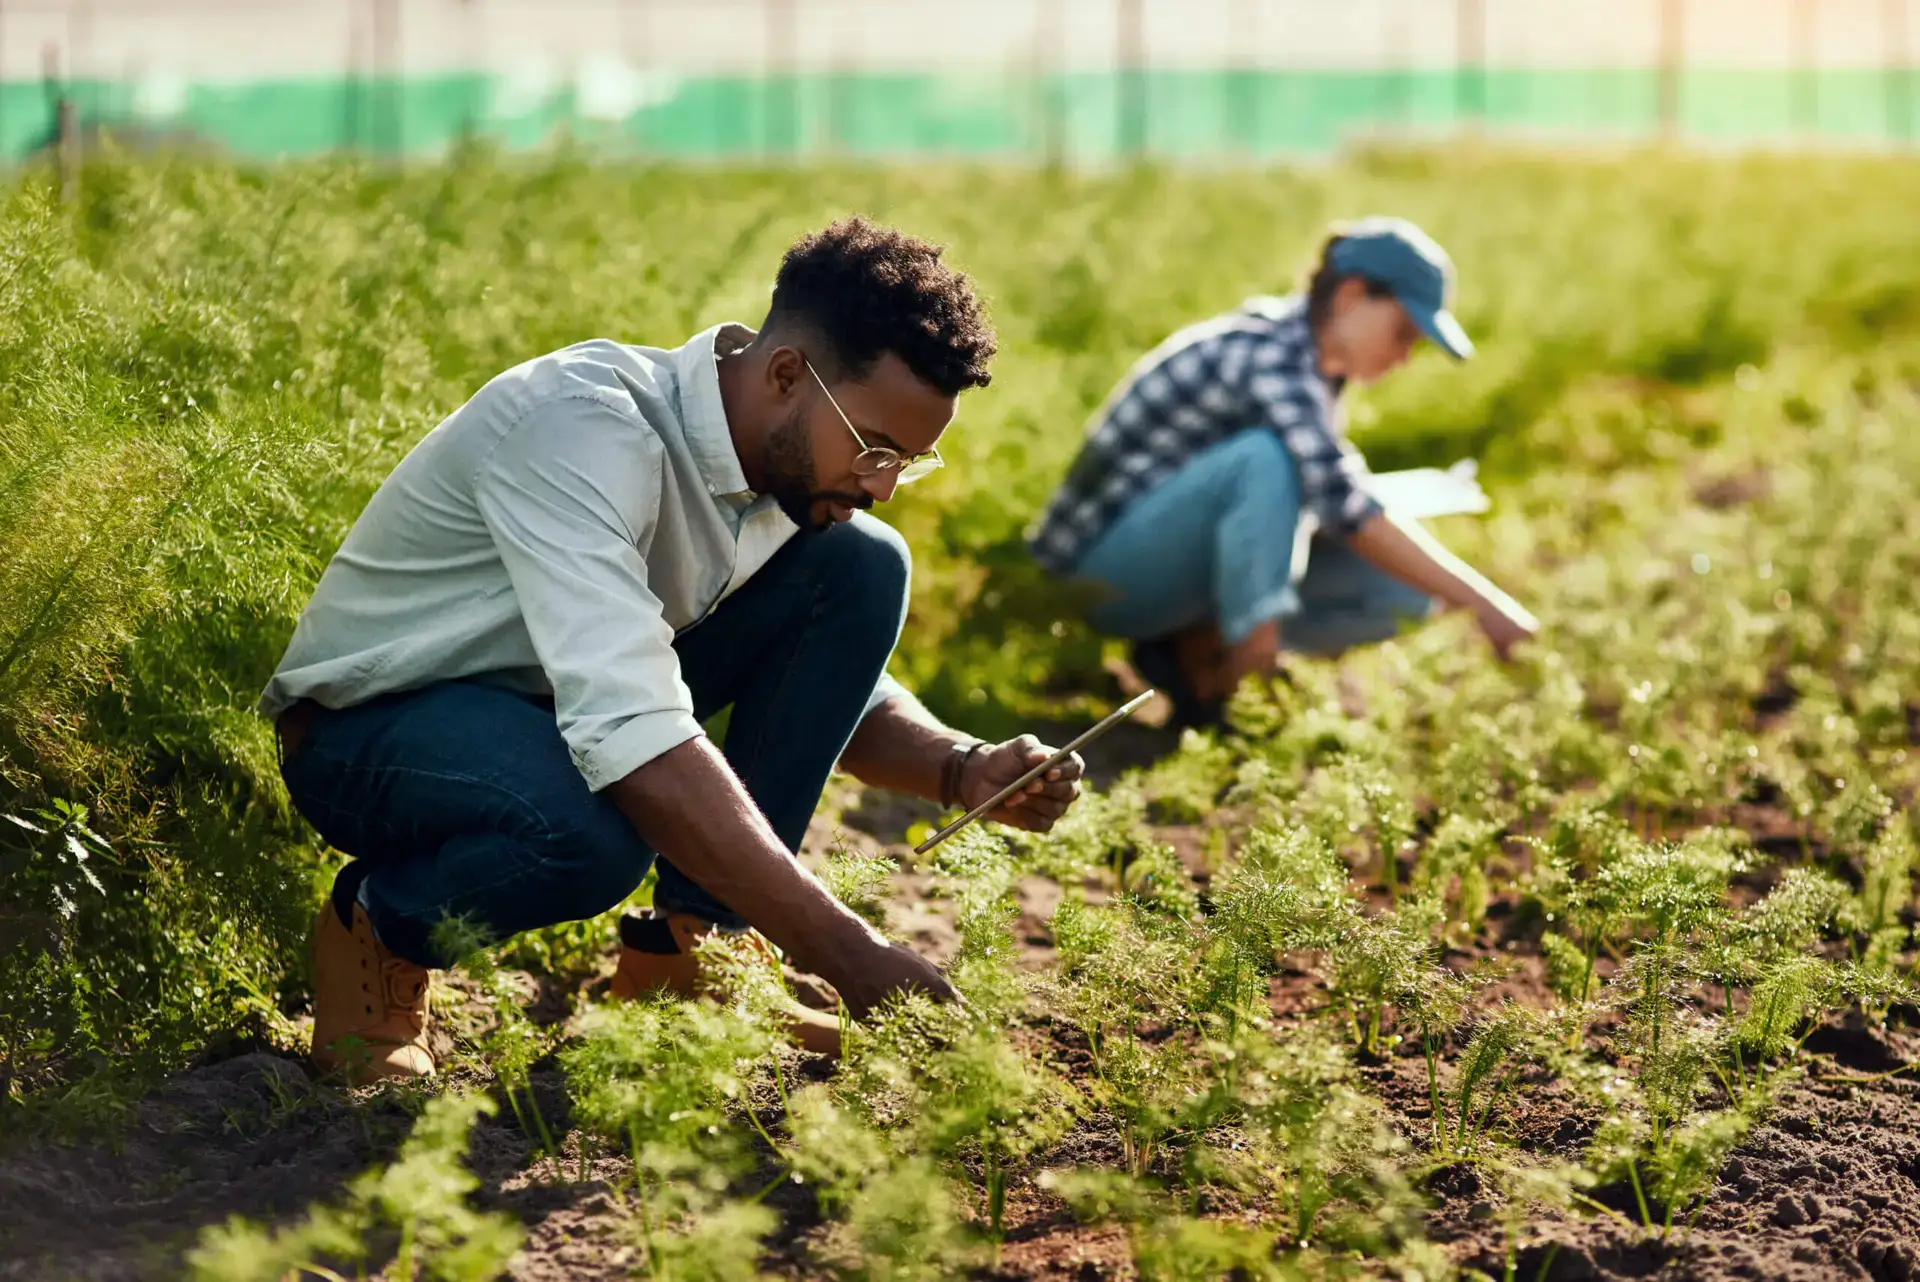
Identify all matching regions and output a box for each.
[7,790,1920,1282]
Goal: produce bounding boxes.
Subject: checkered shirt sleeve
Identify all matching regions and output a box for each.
[1243,342,1382,536]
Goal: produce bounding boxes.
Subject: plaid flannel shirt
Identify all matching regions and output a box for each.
[1026,293,1382,574]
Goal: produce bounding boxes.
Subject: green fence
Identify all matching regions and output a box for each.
[12,66,1918,163]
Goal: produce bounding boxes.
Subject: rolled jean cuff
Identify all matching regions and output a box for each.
[1221,583,1301,646]
[648,880,742,926]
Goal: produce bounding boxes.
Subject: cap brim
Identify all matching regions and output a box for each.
[1410,305,1474,361]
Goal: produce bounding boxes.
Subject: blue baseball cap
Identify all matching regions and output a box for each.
[1326,217,1473,361]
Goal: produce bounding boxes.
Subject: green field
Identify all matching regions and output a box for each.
[7,144,1920,1279]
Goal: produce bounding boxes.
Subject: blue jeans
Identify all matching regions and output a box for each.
[1070,429,1434,654]
[280,513,909,969]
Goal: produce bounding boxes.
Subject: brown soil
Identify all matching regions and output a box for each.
[6,793,1920,1281]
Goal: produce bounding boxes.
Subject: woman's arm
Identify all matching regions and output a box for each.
[1346,511,1538,659]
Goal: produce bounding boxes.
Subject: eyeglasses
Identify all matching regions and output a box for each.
[805,360,944,485]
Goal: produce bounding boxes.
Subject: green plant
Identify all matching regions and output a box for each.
[1843,814,1918,976]
[1413,812,1507,942]
[1448,1004,1542,1151]
[187,1092,523,1281]
[1041,1168,1290,1281]
[432,916,559,1156]
[0,798,114,1100]
[562,995,778,1276]
[1189,1021,1421,1250]
[11,146,1920,1277]
[820,844,899,932]
[784,1083,977,1279]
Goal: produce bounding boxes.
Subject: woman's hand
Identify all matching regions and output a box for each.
[1474,599,1540,661]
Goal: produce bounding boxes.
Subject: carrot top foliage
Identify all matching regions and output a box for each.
[4,141,1920,1278]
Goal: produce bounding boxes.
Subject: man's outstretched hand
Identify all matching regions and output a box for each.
[827,935,960,1020]
[959,734,1086,832]
[1474,599,1540,662]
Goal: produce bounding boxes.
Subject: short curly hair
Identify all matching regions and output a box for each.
[764,216,996,395]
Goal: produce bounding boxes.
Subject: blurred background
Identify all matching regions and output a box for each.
[4,0,1916,164]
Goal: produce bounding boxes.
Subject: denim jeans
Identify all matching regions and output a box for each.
[1069,428,1434,655]
[280,513,909,969]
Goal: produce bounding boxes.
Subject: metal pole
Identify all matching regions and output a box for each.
[1889,0,1913,147]
[826,0,848,157]
[1117,0,1145,157]
[344,7,363,154]
[765,0,796,159]
[457,0,481,147]
[44,42,74,201]
[1793,0,1816,141]
[69,0,87,141]
[1657,0,1683,139]
[371,0,400,158]
[1456,0,1485,132]
[1033,0,1064,166]
[1228,0,1259,155]
[1,1,9,166]
[617,0,651,156]
[1383,0,1412,136]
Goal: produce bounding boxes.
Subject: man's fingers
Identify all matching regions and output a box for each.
[1020,797,1071,824]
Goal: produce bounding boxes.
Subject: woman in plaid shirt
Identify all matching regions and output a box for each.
[1026,217,1537,729]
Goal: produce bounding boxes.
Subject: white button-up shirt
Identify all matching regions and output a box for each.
[259,323,904,791]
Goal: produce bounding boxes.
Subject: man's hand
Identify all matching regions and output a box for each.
[611,737,959,1021]
[827,935,959,1019]
[1475,600,1540,662]
[959,734,1086,832]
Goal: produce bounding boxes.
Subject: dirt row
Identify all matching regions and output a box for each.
[6,767,1920,1281]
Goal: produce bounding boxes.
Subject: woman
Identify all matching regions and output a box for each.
[1027,216,1537,729]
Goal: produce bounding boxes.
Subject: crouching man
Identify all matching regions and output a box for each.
[260,218,1085,1083]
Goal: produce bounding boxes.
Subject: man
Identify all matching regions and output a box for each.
[1027,217,1537,728]
[263,217,1085,1083]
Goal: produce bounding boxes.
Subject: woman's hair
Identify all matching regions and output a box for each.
[1303,232,1394,332]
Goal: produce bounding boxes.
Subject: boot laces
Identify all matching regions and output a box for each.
[382,957,429,1034]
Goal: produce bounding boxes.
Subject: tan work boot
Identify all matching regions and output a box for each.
[309,901,435,1084]
[610,910,843,1058]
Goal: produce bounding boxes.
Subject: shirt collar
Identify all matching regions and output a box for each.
[674,322,757,499]
[1260,292,1344,400]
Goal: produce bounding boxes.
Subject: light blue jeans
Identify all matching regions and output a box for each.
[1070,429,1435,654]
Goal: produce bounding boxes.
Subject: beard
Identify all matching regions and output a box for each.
[761,407,869,531]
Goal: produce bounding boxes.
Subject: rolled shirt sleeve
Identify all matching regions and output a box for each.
[472,400,705,791]
[1328,446,1383,533]
[865,670,911,720]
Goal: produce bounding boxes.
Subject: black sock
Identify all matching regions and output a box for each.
[1131,636,1222,729]
[619,911,681,954]
[330,862,372,931]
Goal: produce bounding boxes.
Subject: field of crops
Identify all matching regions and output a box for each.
[6,143,1920,1281]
